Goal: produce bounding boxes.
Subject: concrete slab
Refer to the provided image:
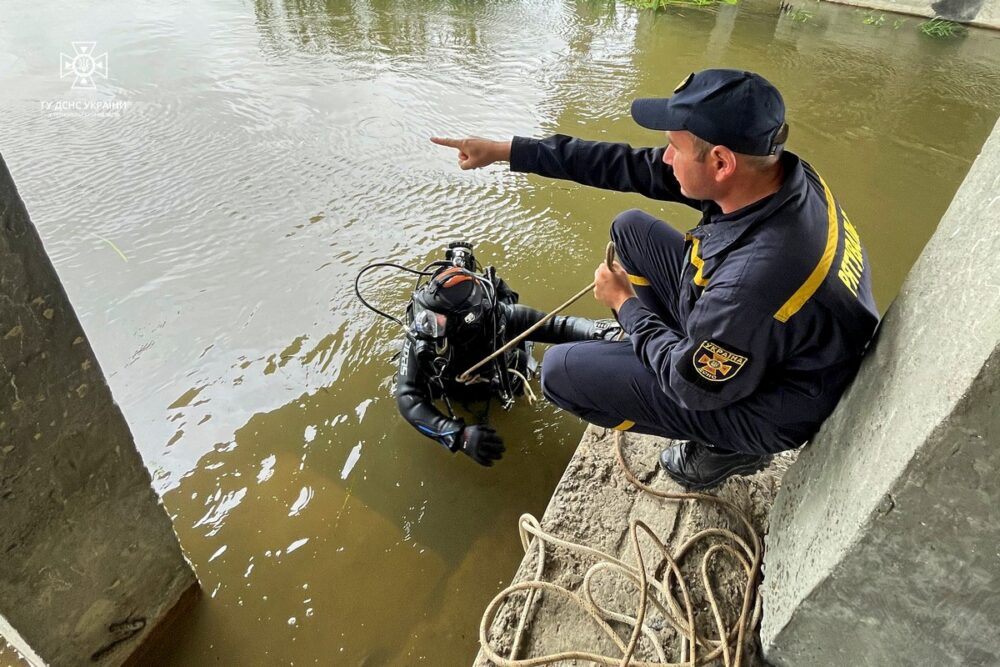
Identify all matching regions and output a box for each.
[0,153,198,665]
[761,117,1000,666]
[475,426,794,666]
[821,0,1000,28]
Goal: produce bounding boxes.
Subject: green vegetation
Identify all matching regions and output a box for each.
[625,0,737,9]
[919,17,967,37]
[790,8,812,22]
[862,12,886,26]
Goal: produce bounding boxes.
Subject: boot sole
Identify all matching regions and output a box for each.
[662,457,770,492]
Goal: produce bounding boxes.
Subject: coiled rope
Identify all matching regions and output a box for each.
[478,430,763,666]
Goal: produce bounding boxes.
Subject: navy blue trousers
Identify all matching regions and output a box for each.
[541,209,798,455]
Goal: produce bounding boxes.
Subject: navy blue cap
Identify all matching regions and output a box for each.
[631,69,787,156]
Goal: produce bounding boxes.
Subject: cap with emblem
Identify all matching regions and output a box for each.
[630,69,788,156]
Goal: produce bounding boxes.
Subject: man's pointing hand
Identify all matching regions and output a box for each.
[430,136,512,170]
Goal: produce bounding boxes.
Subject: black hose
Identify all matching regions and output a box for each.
[354,262,438,327]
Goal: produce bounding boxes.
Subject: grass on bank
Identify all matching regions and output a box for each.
[628,0,969,40]
[919,17,967,37]
[625,0,738,8]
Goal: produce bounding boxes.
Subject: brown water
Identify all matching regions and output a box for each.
[1,0,998,664]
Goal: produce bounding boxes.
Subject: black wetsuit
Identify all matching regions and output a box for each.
[395,277,602,452]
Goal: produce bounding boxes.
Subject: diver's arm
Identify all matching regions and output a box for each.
[395,339,465,451]
[395,339,506,465]
[504,304,618,344]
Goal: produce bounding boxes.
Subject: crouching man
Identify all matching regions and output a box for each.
[432,69,879,489]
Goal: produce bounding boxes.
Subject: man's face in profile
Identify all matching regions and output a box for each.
[663,130,716,201]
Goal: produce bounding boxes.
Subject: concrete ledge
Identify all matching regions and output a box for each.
[123,582,200,667]
[475,426,794,666]
[822,0,1000,28]
[761,117,1000,665]
[0,153,199,666]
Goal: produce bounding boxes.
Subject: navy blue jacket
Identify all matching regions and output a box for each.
[511,134,879,437]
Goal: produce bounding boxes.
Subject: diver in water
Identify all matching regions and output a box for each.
[359,242,619,467]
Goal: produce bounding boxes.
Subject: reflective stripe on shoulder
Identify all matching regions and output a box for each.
[685,234,709,287]
[774,173,839,323]
[627,274,651,286]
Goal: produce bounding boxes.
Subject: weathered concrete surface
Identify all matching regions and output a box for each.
[822,0,1000,28]
[0,153,198,666]
[761,117,1000,666]
[475,426,795,666]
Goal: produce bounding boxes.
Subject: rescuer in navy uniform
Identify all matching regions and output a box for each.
[431,69,879,490]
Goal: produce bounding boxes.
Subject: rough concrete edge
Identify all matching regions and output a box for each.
[0,151,201,666]
[756,343,912,646]
[122,582,201,667]
[474,425,791,666]
[822,0,934,19]
[759,114,1000,649]
[820,0,1000,27]
[762,344,1000,667]
[471,425,612,665]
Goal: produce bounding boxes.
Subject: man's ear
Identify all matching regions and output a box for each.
[711,145,738,181]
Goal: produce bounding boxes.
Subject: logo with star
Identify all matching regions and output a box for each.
[693,340,748,382]
[60,42,109,90]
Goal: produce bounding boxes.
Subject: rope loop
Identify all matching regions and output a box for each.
[479,430,763,667]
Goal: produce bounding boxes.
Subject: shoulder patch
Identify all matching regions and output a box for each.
[692,340,748,382]
[674,72,693,93]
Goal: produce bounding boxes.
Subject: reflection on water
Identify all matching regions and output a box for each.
[1,0,998,663]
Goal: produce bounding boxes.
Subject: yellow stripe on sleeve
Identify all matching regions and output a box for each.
[774,174,840,323]
[612,420,635,431]
[627,274,651,286]
[687,235,708,287]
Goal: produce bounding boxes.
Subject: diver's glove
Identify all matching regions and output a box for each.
[459,424,505,467]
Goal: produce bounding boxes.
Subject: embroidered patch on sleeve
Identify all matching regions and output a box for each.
[692,340,748,382]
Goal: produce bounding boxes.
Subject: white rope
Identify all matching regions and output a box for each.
[479,430,763,667]
[507,367,537,405]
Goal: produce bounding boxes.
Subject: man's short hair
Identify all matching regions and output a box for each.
[690,134,783,171]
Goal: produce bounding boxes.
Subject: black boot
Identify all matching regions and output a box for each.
[659,441,771,491]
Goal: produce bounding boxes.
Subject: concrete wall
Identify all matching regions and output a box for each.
[822,0,1000,28]
[761,116,1000,665]
[0,153,198,666]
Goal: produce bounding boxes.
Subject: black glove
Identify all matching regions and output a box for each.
[459,424,505,467]
[593,318,625,341]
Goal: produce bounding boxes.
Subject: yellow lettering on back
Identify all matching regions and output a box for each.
[837,213,864,297]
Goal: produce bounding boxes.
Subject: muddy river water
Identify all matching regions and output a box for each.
[1,0,999,664]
